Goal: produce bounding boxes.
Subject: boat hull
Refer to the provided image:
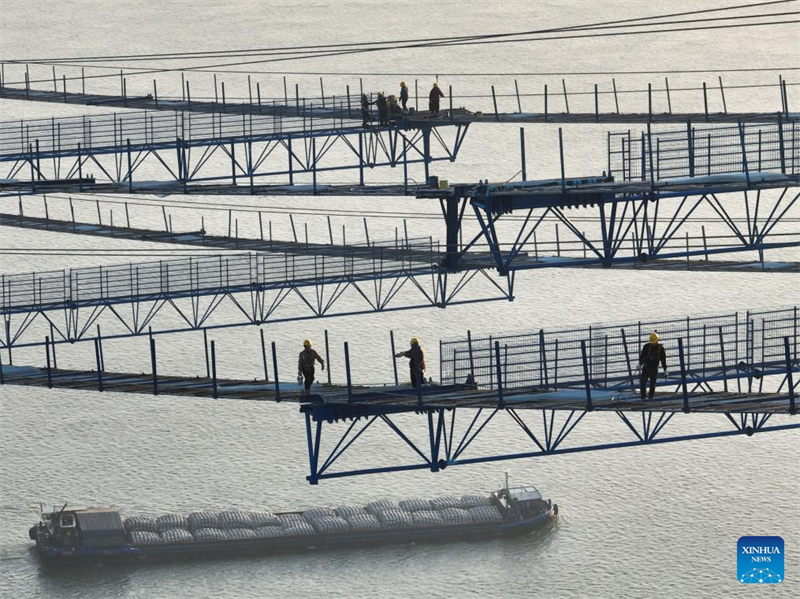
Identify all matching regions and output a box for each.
[36,504,557,566]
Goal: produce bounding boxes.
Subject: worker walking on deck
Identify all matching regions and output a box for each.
[639,332,667,401]
[399,81,409,112]
[394,337,426,388]
[429,83,444,116]
[298,339,325,394]
[361,93,372,127]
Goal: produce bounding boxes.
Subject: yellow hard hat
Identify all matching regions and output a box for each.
[649,332,659,343]
[433,83,439,88]
[400,81,406,86]
[410,337,420,345]
[303,339,312,348]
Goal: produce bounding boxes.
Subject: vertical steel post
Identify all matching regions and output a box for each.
[494,341,504,409]
[94,338,103,391]
[344,341,353,403]
[664,77,672,114]
[491,85,498,120]
[647,122,655,187]
[558,128,566,192]
[403,136,408,194]
[390,330,399,386]
[737,118,750,187]
[312,136,317,194]
[149,332,158,395]
[785,337,796,415]
[203,328,210,378]
[677,337,689,413]
[260,328,269,382]
[647,83,652,122]
[414,343,424,407]
[702,82,709,121]
[687,122,695,177]
[544,84,548,121]
[211,340,218,398]
[324,329,331,385]
[126,139,133,193]
[45,336,52,388]
[612,78,619,113]
[461,330,475,385]
[580,340,592,411]
[49,323,57,369]
[449,85,453,119]
[777,112,786,174]
[594,83,599,121]
[358,132,364,186]
[514,79,522,113]
[718,326,728,393]
[519,128,527,181]
[561,79,569,113]
[718,76,727,114]
[271,341,281,401]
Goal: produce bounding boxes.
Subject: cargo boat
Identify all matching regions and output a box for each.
[30,486,557,565]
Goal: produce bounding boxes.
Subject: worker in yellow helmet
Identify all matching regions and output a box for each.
[638,332,667,401]
[399,81,409,113]
[394,337,426,388]
[298,339,325,394]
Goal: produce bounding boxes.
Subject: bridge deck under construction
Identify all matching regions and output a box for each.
[0,364,793,415]
[2,212,798,274]
[1,84,795,125]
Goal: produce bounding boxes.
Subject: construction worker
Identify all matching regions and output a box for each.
[376,92,389,126]
[298,339,325,394]
[429,83,444,116]
[388,95,402,120]
[394,337,426,388]
[399,81,409,112]
[639,332,667,401]
[360,93,372,127]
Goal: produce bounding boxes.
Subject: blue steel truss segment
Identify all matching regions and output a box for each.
[0,249,443,314]
[451,408,500,462]
[304,406,798,483]
[378,414,432,466]
[1,275,513,350]
[506,408,546,452]
[317,416,379,477]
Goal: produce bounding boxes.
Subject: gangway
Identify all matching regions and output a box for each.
[0,246,513,351]
[1,306,797,484]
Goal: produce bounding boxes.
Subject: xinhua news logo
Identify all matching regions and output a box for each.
[738,536,784,584]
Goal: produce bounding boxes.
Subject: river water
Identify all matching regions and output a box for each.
[1,2,799,598]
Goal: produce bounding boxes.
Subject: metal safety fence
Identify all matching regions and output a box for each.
[608,120,800,181]
[0,237,438,314]
[440,306,799,392]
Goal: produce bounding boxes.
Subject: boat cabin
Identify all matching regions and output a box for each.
[491,486,548,519]
[32,508,126,550]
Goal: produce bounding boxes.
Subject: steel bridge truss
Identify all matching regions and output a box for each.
[301,404,798,484]
[0,110,469,191]
[301,306,799,483]
[427,175,800,274]
[0,248,513,352]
